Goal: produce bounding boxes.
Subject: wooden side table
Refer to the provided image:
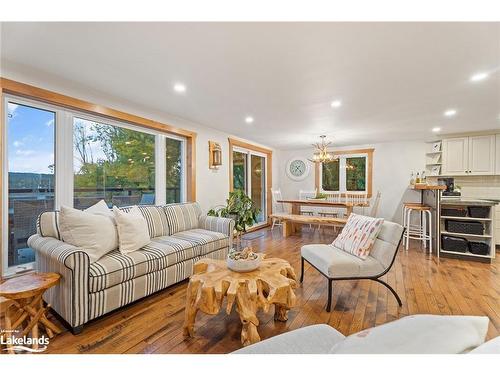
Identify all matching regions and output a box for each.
[183,256,297,347]
[0,272,62,351]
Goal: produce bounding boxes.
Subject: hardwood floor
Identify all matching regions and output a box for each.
[20,227,500,353]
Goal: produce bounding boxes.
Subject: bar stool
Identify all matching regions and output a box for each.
[402,203,432,253]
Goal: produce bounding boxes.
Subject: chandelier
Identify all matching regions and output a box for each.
[308,135,337,163]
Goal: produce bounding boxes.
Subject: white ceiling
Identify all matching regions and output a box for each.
[1,22,499,149]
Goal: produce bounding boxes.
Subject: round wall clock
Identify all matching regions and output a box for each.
[286,157,310,181]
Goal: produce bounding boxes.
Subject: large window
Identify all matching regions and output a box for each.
[2,95,187,275]
[73,118,156,209]
[5,101,55,269]
[320,150,373,196]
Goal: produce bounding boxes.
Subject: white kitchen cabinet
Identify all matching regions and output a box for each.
[468,135,495,175]
[496,134,500,175]
[442,137,469,176]
[442,135,495,176]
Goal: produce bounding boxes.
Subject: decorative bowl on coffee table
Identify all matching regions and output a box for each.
[227,248,262,272]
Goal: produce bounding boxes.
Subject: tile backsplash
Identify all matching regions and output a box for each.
[454,176,500,199]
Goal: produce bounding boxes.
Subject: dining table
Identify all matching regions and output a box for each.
[277,198,369,233]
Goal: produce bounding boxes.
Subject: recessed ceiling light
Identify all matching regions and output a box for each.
[432,127,441,133]
[470,72,489,82]
[173,83,186,93]
[245,116,254,124]
[444,109,457,117]
[330,100,342,108]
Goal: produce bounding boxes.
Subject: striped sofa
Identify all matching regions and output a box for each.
[27,202,234,334]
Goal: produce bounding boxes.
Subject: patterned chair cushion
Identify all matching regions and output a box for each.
[88,229,229,292]
[164,202,202,235]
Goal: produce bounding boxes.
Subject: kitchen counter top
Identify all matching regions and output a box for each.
[410,184,446,191]
[440,198,498,206]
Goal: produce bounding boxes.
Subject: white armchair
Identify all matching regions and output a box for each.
[300,220,405,311]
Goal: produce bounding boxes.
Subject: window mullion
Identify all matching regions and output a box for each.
[156,134,166,205]
[55,111,74,209]
[180,139,187,202]
[340,157,347,193]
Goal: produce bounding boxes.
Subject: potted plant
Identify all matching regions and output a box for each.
[208,189,260,249]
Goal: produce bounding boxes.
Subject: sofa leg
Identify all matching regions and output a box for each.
[326,279,333,312]
[299,257,305,283]
[375,278,402,307]
[71,325,85,335]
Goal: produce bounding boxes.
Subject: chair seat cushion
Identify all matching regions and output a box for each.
[233,324,345,354]
[89,229,229,292]
[301,244,385,278]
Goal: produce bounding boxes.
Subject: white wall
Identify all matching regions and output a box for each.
[277,141,426,223]
[1,66,279,214]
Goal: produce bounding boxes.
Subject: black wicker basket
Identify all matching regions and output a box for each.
[445,220,484,235]
[441,207,468,217]
[468,241,490,255]
[467,206,490,218]
[441,235,469,253]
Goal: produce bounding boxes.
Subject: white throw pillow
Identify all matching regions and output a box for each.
[332,213,384,259]
[329,315,489,354]
[84,199,115,224]
[59,205,118,263]
[113,206,150,254]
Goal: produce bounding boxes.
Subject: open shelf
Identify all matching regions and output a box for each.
[441,216,492,222]
[440,249,492,259]
[440,231,491,239]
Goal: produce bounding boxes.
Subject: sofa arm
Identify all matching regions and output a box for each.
[28,234,90,328]
[198,215,235,248]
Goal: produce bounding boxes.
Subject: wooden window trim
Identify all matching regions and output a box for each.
[315,148,374,198]
[228,138,273,225]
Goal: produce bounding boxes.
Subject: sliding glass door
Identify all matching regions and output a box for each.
[232,151,248,193]
[232,147,267,226]
[250,154,266,223]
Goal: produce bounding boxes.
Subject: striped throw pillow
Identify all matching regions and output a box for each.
[332,213,384,260]
[37,211,62,240]
[164,202,202,235]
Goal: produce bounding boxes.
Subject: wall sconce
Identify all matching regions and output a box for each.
[209,141,222,169]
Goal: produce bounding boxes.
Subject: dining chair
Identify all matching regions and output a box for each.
[345,193,368,215]
[320,192,341,218]
[298,190,316,216]
[299,190,317,230]
[270,188,287,231]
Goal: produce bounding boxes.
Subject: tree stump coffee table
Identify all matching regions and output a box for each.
[183,256,297,347]
[0,272,62,352]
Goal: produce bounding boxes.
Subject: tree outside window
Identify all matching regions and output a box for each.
[73,118,155,208]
